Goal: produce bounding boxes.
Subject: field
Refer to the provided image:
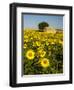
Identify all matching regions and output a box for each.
[23,29,63,75]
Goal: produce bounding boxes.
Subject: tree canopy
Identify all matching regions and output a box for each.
[38,22,49,32]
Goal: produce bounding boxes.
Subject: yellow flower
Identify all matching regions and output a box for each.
[40,58,49,68]
[24,39,28,43]
[34,35,37,39]
[51,42,55,45]
[38,50,46,57]
[54,39,57,43]
[26,49,35,60]
[24,35,28,39]
[30,37,33,40]
[59,40,63,45]
[46,41,49,46]
[33,42,36,47]
[23,44,27,49]
[36,41,41,46]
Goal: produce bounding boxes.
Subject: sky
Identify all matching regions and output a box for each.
[22,13,63,29]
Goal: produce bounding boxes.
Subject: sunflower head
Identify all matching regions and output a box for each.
[38,50,46,58]
[36,41,41,46]
[40,58,49,68]
[26,49,35,60]
[23,44,27,49]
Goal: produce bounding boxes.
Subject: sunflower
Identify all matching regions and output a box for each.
[36,41,41,46]
[24,35,28,39]
[23,44,27,49]
[38,50,46,57]
[59,40,63,45]
[40,58,49,68]
[26,49,35,60]
[45,41,49,46]
[24,39,28,43]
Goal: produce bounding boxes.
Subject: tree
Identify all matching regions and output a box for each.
[38,22,49,32]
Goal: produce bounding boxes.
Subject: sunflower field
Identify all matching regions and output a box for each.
[23,29,63,75]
